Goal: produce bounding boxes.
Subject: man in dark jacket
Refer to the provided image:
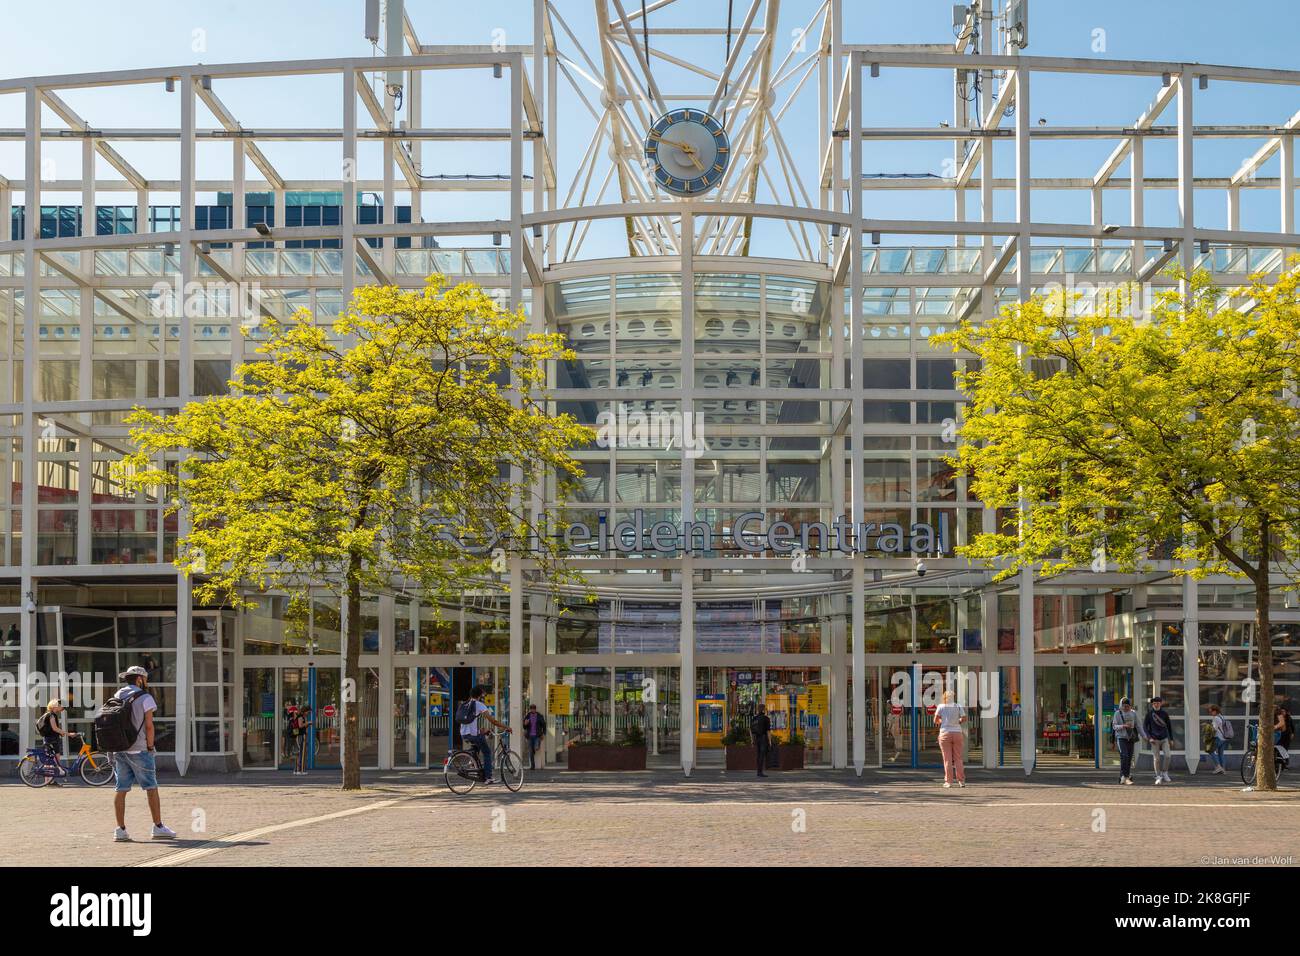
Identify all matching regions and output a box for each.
[751,706,771,778]
[1143,696,1176,785]
[522,704,547,770]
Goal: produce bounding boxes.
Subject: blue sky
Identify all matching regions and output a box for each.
[2,1,1298,257]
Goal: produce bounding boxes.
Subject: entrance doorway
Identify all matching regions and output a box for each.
[1033,665,1132,768]
[880,665,986,768]
[394,665,503,769]
[241,665,341,770]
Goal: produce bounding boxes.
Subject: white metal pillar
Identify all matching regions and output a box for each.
[1130,134,1144,315]
[1281,135,1295,259]
[1014,65,1035,776]
[679,207,695,776]
[849,52,866,775]
[173,71,197,776]
[1182,575,1199,773]
[830,593,848,768]
[508,53,525,745]
[19,83,39,752]
[377,594,393,769]
[1177,69,1195,295]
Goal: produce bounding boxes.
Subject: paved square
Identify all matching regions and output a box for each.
[2,768,1297,867]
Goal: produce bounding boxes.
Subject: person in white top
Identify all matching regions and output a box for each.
[1208,704,1229,775]
[933,691,967,788]
[457,685,510,785]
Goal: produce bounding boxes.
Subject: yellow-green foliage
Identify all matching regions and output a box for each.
[115,275,593,610]
[935,266,1300,583]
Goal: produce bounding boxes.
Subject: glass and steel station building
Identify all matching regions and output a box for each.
[1,0,1298,775]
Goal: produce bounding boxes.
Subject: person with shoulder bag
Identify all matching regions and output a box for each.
[1111,697,1137,785]
[1207,704,1231,775]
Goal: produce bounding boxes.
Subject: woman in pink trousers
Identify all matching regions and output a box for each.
[934,690,967,788]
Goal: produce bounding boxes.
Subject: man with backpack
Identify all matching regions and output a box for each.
[1208,704,1233,775]
[750,705,771,778]
[457,686,509,785]
[96,665,175,842]
[1143,695,1176,785]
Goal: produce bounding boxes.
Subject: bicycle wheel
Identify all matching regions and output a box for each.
[1240,748,1257,785]
[499,750,524,792]
[17,755,50,788]
[80,752,115,787]
[444,751,480,795]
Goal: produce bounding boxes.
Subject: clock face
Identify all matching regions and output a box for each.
[644,109,730,197]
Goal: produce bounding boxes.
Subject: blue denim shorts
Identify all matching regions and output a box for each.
[113,750,158,792]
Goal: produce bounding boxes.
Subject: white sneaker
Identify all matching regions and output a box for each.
[1213,767,1225,775]
[113,827,131,843]
[151,823,176,840]
[1162,772,1172,782]
[1123,776,1134,785]
[942,782,951,789]
[1153,776,1162,785]
[957,781,966,788]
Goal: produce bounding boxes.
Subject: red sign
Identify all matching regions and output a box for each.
[323,704,337,718]
[890,706,903,715]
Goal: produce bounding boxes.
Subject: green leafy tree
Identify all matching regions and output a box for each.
[937,267,1300,790]
[118,276,590,789]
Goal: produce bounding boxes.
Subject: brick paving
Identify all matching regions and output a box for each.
[2,767,1297,867]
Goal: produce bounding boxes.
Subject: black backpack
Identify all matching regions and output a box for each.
[93,688,144,752]
[456,698,480,727]
[750,714,767,739]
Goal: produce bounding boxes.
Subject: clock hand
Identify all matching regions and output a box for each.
[662,139,705,171]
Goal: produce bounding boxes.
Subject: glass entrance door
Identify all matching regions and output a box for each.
[1034,665,1100,767]
[883,665,985,768]
[242,668,276,767]
[271,666,341,771]
[1099,666,1133,770]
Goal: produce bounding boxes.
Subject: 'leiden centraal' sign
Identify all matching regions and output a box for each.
[562,509,949,555]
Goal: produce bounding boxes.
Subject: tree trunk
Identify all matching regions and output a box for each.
[1254,566,1278,791]
[341,559,363,790]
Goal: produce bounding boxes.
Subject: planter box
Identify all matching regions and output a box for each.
[567,743,647,771]
[725,745,757,772]
[777,743,805,771]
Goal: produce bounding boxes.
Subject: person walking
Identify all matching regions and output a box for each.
[750,705,771,778]
[1111,696,1137,785]
[1143,695,1176,785]
[934,691,966,789]
[886,706,905,763]
[1207,704,1230,775]
[522,704,546,770]
[106,666,176,842]
[293,704,313,776]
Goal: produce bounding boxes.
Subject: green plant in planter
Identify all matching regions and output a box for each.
[722,719,751,747]
[783,732,806,747]
[621,724,646,747]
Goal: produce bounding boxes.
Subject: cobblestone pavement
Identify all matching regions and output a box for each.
[2,768,1297,867]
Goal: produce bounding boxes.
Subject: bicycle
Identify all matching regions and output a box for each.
[443,728,523,794]
[1240,719,1289,785]
[17,734,116,788]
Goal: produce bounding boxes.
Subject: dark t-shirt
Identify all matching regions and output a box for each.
[36,711,60,745]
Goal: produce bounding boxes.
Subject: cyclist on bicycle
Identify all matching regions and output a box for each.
[36,698,70,787]
[458,685,509,785]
